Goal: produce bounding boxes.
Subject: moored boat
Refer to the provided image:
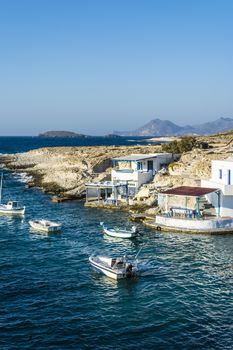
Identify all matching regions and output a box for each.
[0,173,26,215]
[29,219,62,233]
[0,201,26,215]
[100,222,137,238]
[89,255,138,280]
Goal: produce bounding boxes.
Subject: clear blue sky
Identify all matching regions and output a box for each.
[0,0,232,135]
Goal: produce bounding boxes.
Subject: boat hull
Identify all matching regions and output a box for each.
[0,206,25,215]
[89,257,126,280]
[29,220,62,233]
[103,227,136,239]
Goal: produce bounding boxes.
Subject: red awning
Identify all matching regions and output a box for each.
[161,186,219,197]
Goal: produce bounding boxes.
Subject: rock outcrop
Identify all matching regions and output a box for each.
[0,145,161,198]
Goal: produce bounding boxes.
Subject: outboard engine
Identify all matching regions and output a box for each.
[126,263,134,278]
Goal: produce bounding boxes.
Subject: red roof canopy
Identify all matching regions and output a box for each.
[161,186,219,197]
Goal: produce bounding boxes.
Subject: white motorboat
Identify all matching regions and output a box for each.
[0,174,25,215]
[89,255,138,280]
[100,222,137,239]
[29,219,62,233]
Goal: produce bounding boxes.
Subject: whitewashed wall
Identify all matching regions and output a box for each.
[155,215,233,230]
[111,169,153,188]
[112,169,136,182]
[211,159,233,185]
[203,184,233,217]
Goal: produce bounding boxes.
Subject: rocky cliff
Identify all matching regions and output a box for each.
[0,144,161,198]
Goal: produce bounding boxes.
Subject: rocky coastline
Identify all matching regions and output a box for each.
[1,131,233,213]
[0,144,161,200]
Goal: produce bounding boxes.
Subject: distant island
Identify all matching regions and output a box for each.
[39,131,122,139]
[39,131,87,138]
[104,134,122,138]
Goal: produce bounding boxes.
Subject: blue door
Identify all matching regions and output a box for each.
[228,170,231,185]
[147,160,153,172]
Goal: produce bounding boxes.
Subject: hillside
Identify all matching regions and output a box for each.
[114,117,233,136]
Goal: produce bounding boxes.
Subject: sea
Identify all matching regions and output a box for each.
[1,137,233,350]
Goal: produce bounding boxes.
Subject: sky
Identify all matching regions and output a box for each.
[0,0,233,135]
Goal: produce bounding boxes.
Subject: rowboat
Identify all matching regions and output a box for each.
[100,222,137,238]
[29,219,62,233]
[89,255,138,280]
[0,173,25,215]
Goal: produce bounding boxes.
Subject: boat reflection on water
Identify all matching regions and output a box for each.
[102,233,143,247]
[0,214,25,227]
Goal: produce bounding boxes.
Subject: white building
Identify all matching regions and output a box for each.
[112,153,175,191]
[202,158,233,217]
[85,153,176,205]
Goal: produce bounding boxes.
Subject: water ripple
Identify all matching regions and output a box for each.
[1,175,233,349]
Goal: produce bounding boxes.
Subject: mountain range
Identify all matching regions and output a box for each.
[114,117,233,136]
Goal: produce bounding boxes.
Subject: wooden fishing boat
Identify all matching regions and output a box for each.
[100,222,137,238]
[29,219,62,233]
[0,201,26,215]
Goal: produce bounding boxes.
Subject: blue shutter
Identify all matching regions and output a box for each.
[228,170,231,185]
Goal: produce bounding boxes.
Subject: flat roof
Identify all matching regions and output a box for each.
[85,181,127,188]
[112,153,171,162]
[161,186,219,197]
[213,157,233,163]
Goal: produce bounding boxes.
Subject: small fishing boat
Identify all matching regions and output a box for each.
[29,219,62,233]
[89,255,138,280]
[100,222,137,238]
[0,174,25,215]
[0,201,26,215]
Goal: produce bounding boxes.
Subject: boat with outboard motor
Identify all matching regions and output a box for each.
[29,219,62,233]
[100,222,137,238]
[89,255,138,280]
[0,173,26,215]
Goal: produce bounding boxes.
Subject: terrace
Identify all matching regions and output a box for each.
[155,186,233,232]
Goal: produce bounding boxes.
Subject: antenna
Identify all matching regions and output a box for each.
[135,246,143,261]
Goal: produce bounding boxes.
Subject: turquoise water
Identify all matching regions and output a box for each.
[1,138,233,349]
[1,172,233,349]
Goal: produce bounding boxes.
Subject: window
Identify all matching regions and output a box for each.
[137,162,142,170]
[228,170,231,185]
[219,169,222,179]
